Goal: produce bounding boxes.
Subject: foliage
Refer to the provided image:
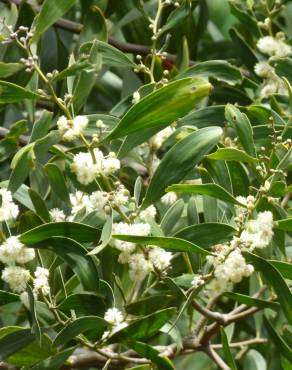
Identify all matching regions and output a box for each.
[0,0,291,369]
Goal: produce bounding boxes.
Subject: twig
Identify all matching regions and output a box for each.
[205,345,231,370]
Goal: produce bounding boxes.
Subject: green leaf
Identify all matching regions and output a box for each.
[106,78,211,140]
[0,290,19,305]
[8,146,33,193]
[34,130,61,161]
[159,0,191,35]
[28,285,42,345]
[112,235,211,255]
[178,60,242,86]
[88,215,112,255]
[224,292,279,311]
[276,218,292,232]
[125,295,177,316]
[142,126,222,208]
[28,189,50,222]
[166,183,245,206]
[245,253,292,325]
[161,199,185,235]
[57,293,105,316]
[268,260,292,280]
[53,316,107,348]
[32,0,77,40]
[79,5,108,43]
[35,237,99,292]
[0,329,35,360]
[29,111,53,143]
[44,163,70,205]
[31,347,75,370]
[225,104,256,157]
[220,326,238,370]
[107,308,176,344]
[174,223,237,248]
[19,222,100,245]
[97,40,136,68]
[264,316,292,362]
[207,148,257,164]
[130,341,174,370]
[0,62,24,78]
[0,81,38,104]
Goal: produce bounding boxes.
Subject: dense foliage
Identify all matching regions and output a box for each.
[0,0,291,369]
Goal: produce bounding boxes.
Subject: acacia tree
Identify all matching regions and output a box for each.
[0,0,291,369]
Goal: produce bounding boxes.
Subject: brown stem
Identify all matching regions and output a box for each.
[205,345,231,370]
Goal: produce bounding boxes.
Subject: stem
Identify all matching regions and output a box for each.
[205,345,231,370]
[149,0,164,83]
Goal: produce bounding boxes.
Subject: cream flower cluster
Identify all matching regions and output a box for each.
[111,222,151,254]
[111,222,173,281]
[150,126,174,150]
[0,188,19,223]
[57,115,88,141]
[205,247,254,297]
[33,267,50,295]
[103,307,128,339]
[0,236,35,265]
[71,150,120,185]
[238,211,274,251]
[255,34,291,97]
[0,235,50,297]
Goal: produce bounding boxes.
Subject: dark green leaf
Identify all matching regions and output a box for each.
[19,222,100,244]
[268,260,292,280]
[245,253,292,325]
[112,235,211,255]
[0,329,35,360]
[32,0,77,40]
[220,326,238,370]
[53,316,107,348]
[31,347,75,370]
[207,148,257,164]
[161,199,185,235]
[225,104,256,157]
[143,127,222,208]
[107,78,211,140]
[107,308,176,344]
[0,62,24,78]
[178,60,242,86]
[264,316,292,362]
[166,183,244,206]
[0,81,38,104]
[28,189,50,222]
[174,223,237,248]
[8,146,33,193]
[224,292,279,311]
[45,163,70,205]
[125,295,176,316]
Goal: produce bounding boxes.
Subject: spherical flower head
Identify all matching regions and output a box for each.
[88,191,109,213]
[70,191,91,215]
[49,208,66,222]
[139,205,157,220]
[70,152,99,185]
[33,267,50,295]
[192,275,204,288]
[57,115,88,141]
[102,153,120,175]
[1,266,30,293]
[0,188,19,222]
[111,222,151,254]
[112,185,129,206]
[104,307,124,325]
[161,192,177,205]
[257,36,280,56]
[148,247,172,271]
[56,115,68,131]
[73,115,88,131]
[128,253,152,281]
[0,236,35,264]
[254,61,274,78]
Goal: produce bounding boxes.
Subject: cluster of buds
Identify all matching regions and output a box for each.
[1,23,34,46]
[46,70,59,80]
[20,55,38,72]
[163,0,180,7]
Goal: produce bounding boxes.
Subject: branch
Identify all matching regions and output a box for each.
[205,345,231,370]
[212,338,267,349]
